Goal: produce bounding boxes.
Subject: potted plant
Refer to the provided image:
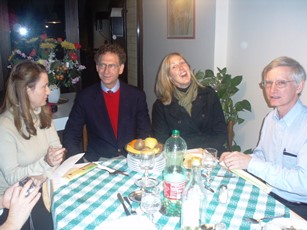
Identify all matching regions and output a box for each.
[195,67,252,152]
[8,34,86,102]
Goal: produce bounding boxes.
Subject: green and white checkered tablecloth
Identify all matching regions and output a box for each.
[51,156,289,229]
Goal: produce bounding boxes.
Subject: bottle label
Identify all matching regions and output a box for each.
[163,180,186,200]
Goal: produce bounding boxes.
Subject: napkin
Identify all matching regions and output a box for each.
[220,162,272,194]
[43,153,85,211]
[96,215,157,230]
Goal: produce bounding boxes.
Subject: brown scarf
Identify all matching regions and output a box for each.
[173,80,198,116]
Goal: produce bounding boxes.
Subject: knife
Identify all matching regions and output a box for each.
[117,193,131,216]
[204,185,215,193]
[216,175,235,178]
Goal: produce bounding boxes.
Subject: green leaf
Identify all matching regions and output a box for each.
[231,144,241,152]
[243,149,253,154]
[237,117,244,124]
[235,100,252,112]
[196,66,252,151]
[231,75,243,87]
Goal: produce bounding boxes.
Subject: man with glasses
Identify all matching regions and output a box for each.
[63,43,152,161]
[220,56,307,220]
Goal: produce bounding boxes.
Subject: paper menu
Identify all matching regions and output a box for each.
[43,153,85,211]
[219,161,272,194]
[50,152,85,179]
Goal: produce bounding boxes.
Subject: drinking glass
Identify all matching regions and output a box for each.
[140,184,161,228]
[202,148,218,185]
[135,151,157,188]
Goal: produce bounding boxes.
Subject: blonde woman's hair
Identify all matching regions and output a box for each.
[155,52,203,105]
[0,60,52,139]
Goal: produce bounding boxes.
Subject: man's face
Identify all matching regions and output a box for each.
[96,52,124,89]
[264,66,304,117]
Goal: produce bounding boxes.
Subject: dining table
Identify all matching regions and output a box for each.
[51,155,305,230]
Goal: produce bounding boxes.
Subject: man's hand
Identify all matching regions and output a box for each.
[220,151,252,170]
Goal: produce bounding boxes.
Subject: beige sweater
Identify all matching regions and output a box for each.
[0,110,61,195]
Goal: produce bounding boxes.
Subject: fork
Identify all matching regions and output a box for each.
[103,168,129,176]
[245,214,285,224]
[96,164,129,176]
[124,196,137,214]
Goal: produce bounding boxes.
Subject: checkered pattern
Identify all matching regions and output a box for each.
[52,157,289,230]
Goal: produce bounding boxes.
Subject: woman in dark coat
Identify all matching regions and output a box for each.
[152,53,228,156]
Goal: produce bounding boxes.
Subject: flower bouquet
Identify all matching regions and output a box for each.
[8,34,86,88]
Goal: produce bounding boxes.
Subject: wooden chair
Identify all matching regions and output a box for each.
[82,125,88,152]
[227,121,234,150]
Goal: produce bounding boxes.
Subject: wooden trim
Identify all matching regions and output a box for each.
[83,125,88,152]
[0,0,11,90]
[137,0,143,89]
[227,120,234,150]
[65,0,79,44]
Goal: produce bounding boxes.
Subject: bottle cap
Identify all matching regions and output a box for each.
[172,130,180,135]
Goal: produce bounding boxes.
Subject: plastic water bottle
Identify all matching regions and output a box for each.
[162,130,187,217]
[181,157,207,229]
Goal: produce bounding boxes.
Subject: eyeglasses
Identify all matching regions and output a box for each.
[170,61,188,71]
[260,80,296,89]
[98,63,120,71]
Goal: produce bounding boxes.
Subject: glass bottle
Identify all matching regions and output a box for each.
[162,130,187,217]
[181,157,207,229]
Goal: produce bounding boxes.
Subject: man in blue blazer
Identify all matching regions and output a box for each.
[63,43,152,161]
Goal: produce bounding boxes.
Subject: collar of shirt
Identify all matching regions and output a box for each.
[100,80,120,93]
[273,99,303,126]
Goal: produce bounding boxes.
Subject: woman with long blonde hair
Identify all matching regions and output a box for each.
[152,53,228,156]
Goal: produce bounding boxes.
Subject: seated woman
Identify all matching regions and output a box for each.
[0,61,65,229]
[152,53,228,156]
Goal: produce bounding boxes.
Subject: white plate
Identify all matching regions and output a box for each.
[127,153,165,173]
[263,217,307,230]
[127,162,165,173]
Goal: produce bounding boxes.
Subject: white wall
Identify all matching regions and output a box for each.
[227,0,307,150]
[143,0,307,151]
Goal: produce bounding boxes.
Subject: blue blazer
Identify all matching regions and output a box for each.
[63,82,152,161]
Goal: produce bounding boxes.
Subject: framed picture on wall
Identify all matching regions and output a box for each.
[167,0,195,39]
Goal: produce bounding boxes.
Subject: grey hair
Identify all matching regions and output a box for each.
[262,56,306,83]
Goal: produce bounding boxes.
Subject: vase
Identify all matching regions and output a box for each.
[48,85,60,103]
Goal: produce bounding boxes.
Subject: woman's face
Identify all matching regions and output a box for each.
[168,55,191,88]
[27,72,50,109]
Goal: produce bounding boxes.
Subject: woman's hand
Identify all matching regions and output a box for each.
[1,181,41,230]
[45,146,66,167]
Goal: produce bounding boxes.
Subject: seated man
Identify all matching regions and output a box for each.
[63,43,152,161]
[220,56,307,220]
